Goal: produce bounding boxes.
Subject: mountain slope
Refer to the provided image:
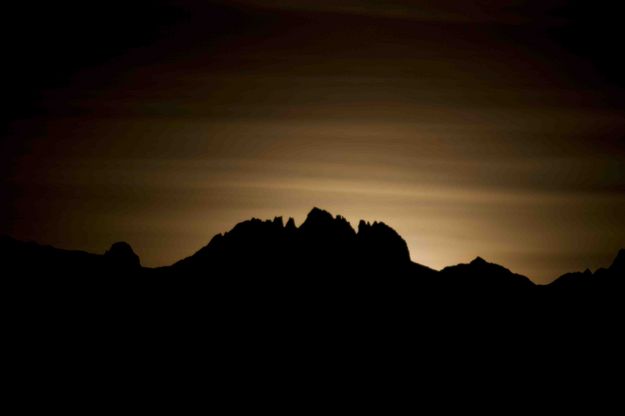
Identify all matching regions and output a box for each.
[441,256,535,291]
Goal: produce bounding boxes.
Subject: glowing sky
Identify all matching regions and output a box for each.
[1,1,624,282]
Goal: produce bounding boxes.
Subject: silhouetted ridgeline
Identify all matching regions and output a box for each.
[2,207,622,310]
[4,207,624,395]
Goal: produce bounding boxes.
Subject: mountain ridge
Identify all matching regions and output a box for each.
[1,208,621,291]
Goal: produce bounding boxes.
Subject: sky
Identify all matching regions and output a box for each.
[1,1,624,283]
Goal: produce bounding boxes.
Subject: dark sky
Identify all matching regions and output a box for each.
[1,1,624,282]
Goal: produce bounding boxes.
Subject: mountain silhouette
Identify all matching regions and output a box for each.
[170,207,429,281]
[2,207,622,314]
[0,235,142,276]
[4,207,623,387]
[545,248,624,300]
[440,256,535,296]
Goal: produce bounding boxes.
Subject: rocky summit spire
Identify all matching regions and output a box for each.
[285,217,296,232]
[301,207,334,229]
[357,220,410,264]
[299,207,355,238]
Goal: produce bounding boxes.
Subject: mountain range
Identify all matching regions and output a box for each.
[4,207,623,386]
[3,207,621,301]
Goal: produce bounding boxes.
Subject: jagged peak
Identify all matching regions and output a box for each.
[285,217,296,231]
[304,207,333,224]
[301,207,355,234]
[357,219,397,234]
[471,256,488,265]
[357,218,410,262]
[334,214,353,228]
[467,257,515,274]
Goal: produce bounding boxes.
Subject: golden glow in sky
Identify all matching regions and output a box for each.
[1,1,624,283]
